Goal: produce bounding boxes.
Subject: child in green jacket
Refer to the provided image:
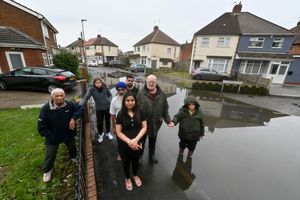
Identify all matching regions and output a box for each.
[169,95,205,157]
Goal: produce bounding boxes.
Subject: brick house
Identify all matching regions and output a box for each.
[0,0,59,73]
[133,26,180,69]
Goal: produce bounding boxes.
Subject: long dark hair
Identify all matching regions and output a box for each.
[119,92,141,123]
[93,77,106,87]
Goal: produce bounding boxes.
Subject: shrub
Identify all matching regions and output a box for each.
[53,50,79,76]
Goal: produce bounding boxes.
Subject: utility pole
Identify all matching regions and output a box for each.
[81,19,87,80]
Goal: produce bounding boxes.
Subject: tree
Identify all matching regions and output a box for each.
[53,50,79,76]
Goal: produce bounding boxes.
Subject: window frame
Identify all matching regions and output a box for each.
[200,37,210,47]
[217,37,230,47]
[248,37,265,48]
[272,37,284,48]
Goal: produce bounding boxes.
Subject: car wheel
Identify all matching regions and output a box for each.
[0,80,7,90]
[195,75,202,80]
[47,84,56,93]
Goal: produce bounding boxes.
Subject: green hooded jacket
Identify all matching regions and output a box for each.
[172,96,205,141]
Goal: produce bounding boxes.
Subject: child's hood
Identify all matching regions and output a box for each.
[183,95,200,108]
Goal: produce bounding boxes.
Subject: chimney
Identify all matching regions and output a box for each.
[97,34,101,38]
[232,2,242,13]
[297,21,300,26]
[153,26,159,31]
[78,38,81,40]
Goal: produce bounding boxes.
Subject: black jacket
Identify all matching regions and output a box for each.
[172,96,204,141]
[38,100,84,145]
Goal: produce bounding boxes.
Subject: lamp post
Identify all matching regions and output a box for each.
[81,19,87,80]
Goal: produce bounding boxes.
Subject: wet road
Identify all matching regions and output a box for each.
[93,85,300,200]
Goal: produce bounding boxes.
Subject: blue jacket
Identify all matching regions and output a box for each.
[38,100,84,145]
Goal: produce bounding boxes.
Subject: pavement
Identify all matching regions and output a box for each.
[269,84,300,98]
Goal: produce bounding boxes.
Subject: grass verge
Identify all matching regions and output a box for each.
[0,108,76,199]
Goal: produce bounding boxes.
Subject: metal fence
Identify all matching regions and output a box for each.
[74,116,88,199]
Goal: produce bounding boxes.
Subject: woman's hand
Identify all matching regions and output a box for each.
[128,139,142,150]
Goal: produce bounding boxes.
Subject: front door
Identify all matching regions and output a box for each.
[151,60,157,69]
[268,62,288,84]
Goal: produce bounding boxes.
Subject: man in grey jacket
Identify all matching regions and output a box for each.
[136,74,172,164]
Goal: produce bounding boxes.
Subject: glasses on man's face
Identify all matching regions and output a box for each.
[118,88,125,91]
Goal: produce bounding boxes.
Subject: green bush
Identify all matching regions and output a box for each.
[53,50,79,76]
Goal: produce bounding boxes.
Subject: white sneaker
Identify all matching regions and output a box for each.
[106,132,113,140]
[43,170,52,183]
[98,134,104,143]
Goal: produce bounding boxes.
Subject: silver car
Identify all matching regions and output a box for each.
[191,68,231,81]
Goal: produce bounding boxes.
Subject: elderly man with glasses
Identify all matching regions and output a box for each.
[136,74,172,164]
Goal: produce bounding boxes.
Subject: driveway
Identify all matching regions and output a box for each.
[0,85,81,109]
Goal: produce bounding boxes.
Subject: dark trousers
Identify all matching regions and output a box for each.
[141,134,157,157]
[43,139,76,173]
[96,109,110,135]
[122,156,139,179]
[179,136,197,152]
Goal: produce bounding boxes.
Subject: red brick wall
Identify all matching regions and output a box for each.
[0,1,58,49]
[0,1,44,44]
[0,47,46,73]
[290,44,300,55]
[179,43,192,61]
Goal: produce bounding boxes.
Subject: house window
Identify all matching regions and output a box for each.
[217,37,230,47]
[143,45,146,51]
[108,46,111,51]
[272,37,284,48]
[249,37,265,48]
[208,58,228,72]
[240,60,262,74]
[201,37,209,47]
[48,54,53,65]
[5,51,26,70]
[137,47,140,52]
[42,53,48,65]
[167,48,171,54]
[42,23,49,38]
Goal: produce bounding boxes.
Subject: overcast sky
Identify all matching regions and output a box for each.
[16,0,299,52]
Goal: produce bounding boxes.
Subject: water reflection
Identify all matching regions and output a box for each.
[172,154,195,191]
[188,90,288,133]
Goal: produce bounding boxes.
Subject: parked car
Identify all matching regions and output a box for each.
[129,63,147,73]
[191,68,231,81]
[88,61,98,67]
[108,60,127,68]
[0,67,77,93]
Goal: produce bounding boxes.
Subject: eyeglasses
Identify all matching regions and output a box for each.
[118,88,125,91]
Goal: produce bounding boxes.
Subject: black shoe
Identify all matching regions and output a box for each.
[149,155,158,164]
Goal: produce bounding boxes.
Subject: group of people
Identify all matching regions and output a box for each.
[37,74,205,192]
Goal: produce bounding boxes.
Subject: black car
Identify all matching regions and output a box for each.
[0,67,77,93]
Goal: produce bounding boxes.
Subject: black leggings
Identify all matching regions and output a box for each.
[96,109,110,135]
[122,156,139,179]
[119,141,141,179]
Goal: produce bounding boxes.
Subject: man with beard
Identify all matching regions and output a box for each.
[136,74,172,164]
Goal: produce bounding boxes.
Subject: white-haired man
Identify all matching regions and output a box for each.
[137,75,172,164]
[38,88,84,182]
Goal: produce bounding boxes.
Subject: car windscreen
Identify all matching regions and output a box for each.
[59,71,75,77]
